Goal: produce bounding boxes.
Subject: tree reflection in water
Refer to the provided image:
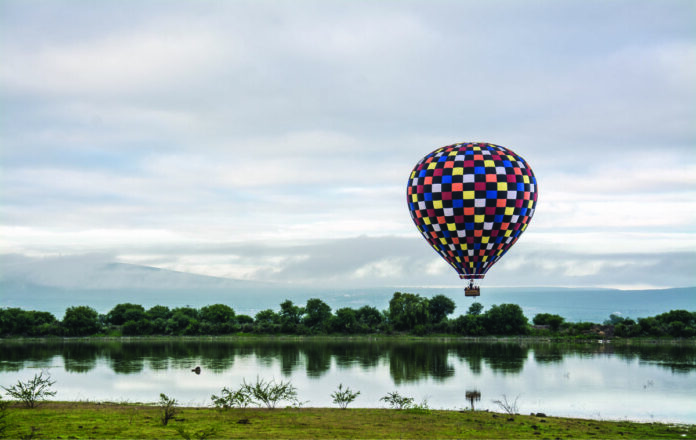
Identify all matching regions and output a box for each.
[0,340,694,382]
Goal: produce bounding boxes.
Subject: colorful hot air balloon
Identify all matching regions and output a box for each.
[406,142,538,296]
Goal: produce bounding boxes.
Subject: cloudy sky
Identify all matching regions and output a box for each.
[1,0,694,290]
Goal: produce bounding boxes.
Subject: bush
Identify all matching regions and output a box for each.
[533,313,564,332]
[331,384,360,409]
[241,377,299,409]
[2,371,57,408]
[492,394,520,417]
[380,391,414,409]
[158,393,178,426]
[211,387,252,410]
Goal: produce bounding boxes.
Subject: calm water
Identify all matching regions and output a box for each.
[1,339,694,424]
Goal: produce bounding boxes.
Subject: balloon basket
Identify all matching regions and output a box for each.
[464,286,481,297]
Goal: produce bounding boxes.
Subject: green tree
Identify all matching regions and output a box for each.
[198,304,235,335]
[356,305,383,329]
[171,306,199,319]
[0,308,58,336]
[428,295,456,324]
[303,298,332,331]
[451,314,486,335]
[331,308,358,334]
[467,302,484,316]
[533,313,565,332]
[483,304,528,335]
[388,292,430,331]
[62,306,100,336]
[279,300,303,333]
[106,303,145,325]
[146,305,172,321]
[255,309,280,333]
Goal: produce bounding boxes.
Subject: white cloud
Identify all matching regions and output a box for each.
[1,23,229,96]
[1,0,694,289]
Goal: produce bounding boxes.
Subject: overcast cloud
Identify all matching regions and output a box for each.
[1,0,695,290]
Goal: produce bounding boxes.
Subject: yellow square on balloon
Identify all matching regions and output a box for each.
[433,200,443,209]
[497,182,507,191]
[452,167,463,175]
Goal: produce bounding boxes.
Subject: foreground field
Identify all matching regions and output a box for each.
[3,403,695,439]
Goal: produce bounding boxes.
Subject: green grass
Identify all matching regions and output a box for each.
[2,402,694,439]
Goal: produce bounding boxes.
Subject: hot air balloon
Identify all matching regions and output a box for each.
[407,142,538,297]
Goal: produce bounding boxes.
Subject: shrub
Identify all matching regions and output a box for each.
[2,371,57,408]
[241,377,299,409]
[158,393,178,426]
[492,394,520,417]
[331,384,360,409]
[211,387,252,410]
[533,313,565,332]
[380,391,414,409]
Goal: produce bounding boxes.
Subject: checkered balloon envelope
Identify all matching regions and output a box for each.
[407,142,538,282]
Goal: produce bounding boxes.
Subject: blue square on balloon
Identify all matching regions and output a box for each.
[441,175,452,184]
[452,199,463,208]
[517,183,524,191]
[442,231,450,238]
[473,243,481,250]
[519,208,527,216]
[486,190,497,199]
[474,167,485,174]
[465,223,474,230]
[419,170,427,177]
[438,155,449,162]
[424,193,433,201]
[503,160,512,167]
[494,215,503,222]
[465,150,474,155]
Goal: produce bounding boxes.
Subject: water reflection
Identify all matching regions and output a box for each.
[1,339,694,381]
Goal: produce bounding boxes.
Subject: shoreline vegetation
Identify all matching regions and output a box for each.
[1,402,694,439]
[1,292,694,340]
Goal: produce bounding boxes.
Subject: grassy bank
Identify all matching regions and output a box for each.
[2,402,694,439]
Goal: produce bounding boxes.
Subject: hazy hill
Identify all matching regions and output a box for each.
[1,254,694,322]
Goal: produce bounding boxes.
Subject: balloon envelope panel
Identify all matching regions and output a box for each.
[407,142,538,279]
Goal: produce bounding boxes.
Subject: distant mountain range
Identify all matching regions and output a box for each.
[0,253,260,290]
[1,253,694,322]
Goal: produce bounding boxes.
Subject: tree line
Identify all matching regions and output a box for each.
[0,292,694,338]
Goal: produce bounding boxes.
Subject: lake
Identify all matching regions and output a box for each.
[1,338,694,424]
